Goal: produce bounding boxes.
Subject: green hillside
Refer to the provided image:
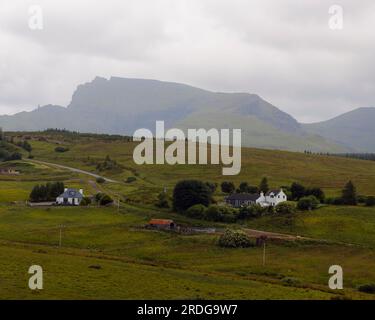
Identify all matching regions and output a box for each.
[1,131,375,299]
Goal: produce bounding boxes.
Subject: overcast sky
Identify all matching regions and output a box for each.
[0,0,374,122]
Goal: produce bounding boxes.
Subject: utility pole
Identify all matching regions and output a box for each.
[263,241,266,266]
[59,225,64,247]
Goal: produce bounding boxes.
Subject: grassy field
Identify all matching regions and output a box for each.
[1,131,375,299]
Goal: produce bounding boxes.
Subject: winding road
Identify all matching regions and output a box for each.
[27,159,120,183]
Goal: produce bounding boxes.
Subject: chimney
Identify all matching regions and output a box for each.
[79,189,83,195]
[260,191,264,197]
[64,188,68,192]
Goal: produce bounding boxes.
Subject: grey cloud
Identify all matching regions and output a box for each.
[0,0,374,122]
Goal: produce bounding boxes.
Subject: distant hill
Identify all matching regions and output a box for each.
[302,107,375,152]
[0,76,348,152]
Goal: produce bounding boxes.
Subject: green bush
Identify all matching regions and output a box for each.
[205,205,237,223]
[126,176,137,183]
[325,197,344,205]
[275,202,296,214]
[218,229,254,248]
[221,181,235,194]
[156,192,170,208]
[80,197,92,206]
[357,195,367,204]
[95,193,113,206]
[96,177,105,184]
[55,146,69,153]
[358,284,375,294]
[237,204,265,220]
[185,204,207,219]
[297,195,320,211]
[281,277,301,287]
[365,196,375,207]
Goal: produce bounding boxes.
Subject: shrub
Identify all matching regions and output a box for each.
[96,155,121,172]
[218,229,254,248]
[365,196,375,207]
[55,146,69,153]
[5,152,22,161]
[275,202,296,214]
[80,197,92,206]
[281,277,301,287]
[221,181,235,194]
[358,284,375,294]
[205,182,218,193]
[156,192,170,208]
[297,195,320,211]
[96,177,105,184]
[357,195,368,204]
[205,205,237,223]
[126,176,137,183]
[237,204,266,220]
[95,193,113,206]
[185,204,207,219]
[22,141,32,152]
[333,197,345,205]
[173,180,213,212]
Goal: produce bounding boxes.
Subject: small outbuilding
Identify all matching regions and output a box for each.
[148,219,175,230]
[0,168,19,175]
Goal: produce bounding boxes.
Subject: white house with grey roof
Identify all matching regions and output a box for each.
[56,188,84,206]
[225,189,287,208]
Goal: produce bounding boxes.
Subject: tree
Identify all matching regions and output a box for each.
[238,182,249,193]
[238,182,259,194]
[259,177,269,193]
[291,182,305,200]
[342,181,357,205]
[305,187,325,203]
[297,196,320,211]
[221,181,235,194]
[173,180,213,212]
[29,182,65,202]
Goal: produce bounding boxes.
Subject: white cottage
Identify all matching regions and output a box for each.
[225,189,287,208]
[56,188,84,206]
[257,189,288,207]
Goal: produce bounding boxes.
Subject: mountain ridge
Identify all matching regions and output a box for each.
[302,107,375,152]
[0,76,359,152]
